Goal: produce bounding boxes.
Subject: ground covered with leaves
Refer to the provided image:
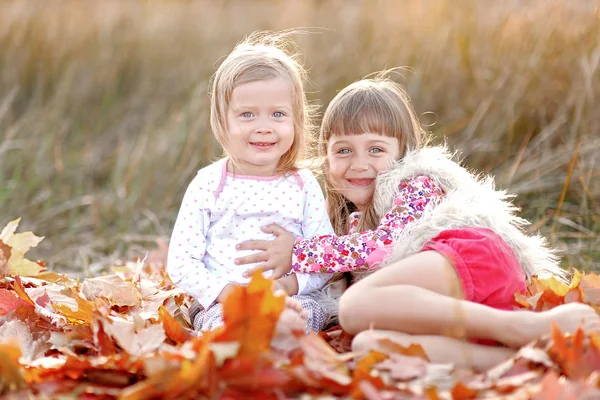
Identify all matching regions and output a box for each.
[1,218,600,399]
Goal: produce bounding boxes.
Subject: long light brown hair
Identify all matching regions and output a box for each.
[318,76,429,235]
[209,31,315,174]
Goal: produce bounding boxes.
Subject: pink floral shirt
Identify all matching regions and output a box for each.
[292,175,445,273]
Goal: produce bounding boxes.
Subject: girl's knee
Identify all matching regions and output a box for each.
[339,285,367,334]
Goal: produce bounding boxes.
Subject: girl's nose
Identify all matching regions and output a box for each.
[255,126,272,134]
[350,162,369,172]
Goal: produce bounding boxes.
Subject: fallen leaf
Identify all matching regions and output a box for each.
[0,289,31,315]
[451,381,478,399]
[0,240,11,277]
[81,275,140,307]
[0,319,48,362]
[297,333,352,386]
[0,340,24,394]
[159,305,194,345]
[102,317,166,357]
[53,291,95,325]
[0,218,45,276]
[12,276,35,307]
[217,271,285,360]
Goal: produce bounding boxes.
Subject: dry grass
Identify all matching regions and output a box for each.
[1,0,599,274]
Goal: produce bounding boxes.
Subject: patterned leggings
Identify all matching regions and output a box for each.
[189,294,330,333]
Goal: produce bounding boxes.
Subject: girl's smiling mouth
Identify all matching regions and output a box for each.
[250,142,276,150]
[347,178,375,187]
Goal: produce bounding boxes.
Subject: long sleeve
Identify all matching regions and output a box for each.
[292,175,445,274]
[167,175,229,309]
[295,171,336,295]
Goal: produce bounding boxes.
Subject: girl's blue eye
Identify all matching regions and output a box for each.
[273,111,285,118]
[338,149,351,155]
[370,147,384,153]
[242,112,253,118]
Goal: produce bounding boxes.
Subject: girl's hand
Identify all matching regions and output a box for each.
[236,224,295,279]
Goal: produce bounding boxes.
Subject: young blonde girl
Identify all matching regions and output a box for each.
[237,76,600,370]
[167,32,335,334]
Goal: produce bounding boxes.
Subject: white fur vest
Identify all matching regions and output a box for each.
[372,146,565,281]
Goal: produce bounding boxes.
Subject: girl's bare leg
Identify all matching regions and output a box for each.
[352,329,515,372]
[340,251,600,349]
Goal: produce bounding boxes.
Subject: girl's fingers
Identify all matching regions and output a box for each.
[261,224,286,236]
[235,252,267,266]
[270,268,288,280]
[236,240,269,251]
[242,262,274,277]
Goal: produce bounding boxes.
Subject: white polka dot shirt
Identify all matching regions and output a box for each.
[167,158,334,309]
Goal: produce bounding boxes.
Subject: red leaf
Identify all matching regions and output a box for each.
[0,289,31,315]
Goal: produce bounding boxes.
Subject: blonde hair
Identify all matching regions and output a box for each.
[209,31,314,174]
[319,76,428,235]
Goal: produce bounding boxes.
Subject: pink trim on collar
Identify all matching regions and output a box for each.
[213,158,304,198]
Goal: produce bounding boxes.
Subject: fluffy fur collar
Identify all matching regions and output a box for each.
[373,146,565,281]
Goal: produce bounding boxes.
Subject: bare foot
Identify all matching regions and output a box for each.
[503,303,600,348]
[271,297,308,351]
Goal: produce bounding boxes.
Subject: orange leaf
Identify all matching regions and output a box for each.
[93,319,119,356]
[12,276,35,307]
[53,291,95,325]
[217,271,285,360]
[451,382,478,399]
[536,289,565,310]
[159,305,194,345]
[548,323,593,380]
[0,340,24,392]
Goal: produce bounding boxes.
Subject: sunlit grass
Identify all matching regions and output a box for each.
[1,0,598,273]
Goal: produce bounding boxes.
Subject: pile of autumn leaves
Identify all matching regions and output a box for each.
[1,218,600,399]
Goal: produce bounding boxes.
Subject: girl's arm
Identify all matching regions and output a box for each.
[167,175,233,309]
[292,175,444,274]
[294,171,336,295]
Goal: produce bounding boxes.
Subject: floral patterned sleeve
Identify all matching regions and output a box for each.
[291,175,445,273]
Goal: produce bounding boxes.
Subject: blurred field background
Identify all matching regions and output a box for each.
[1,0,599,275]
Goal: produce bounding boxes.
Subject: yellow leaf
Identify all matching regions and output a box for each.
[53,292,95,325]
[0,218,45,277]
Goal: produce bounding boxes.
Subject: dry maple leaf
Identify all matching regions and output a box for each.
[0,319,48,362]
[548,324,600,380]
[52,292,95,326]
[0,289,31,315]
[158,305,194,345]
[101,316,166,357]
[0,218,45,277]
[81,275,141,307]
[0,340,24,394]
[216,271,285,360]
